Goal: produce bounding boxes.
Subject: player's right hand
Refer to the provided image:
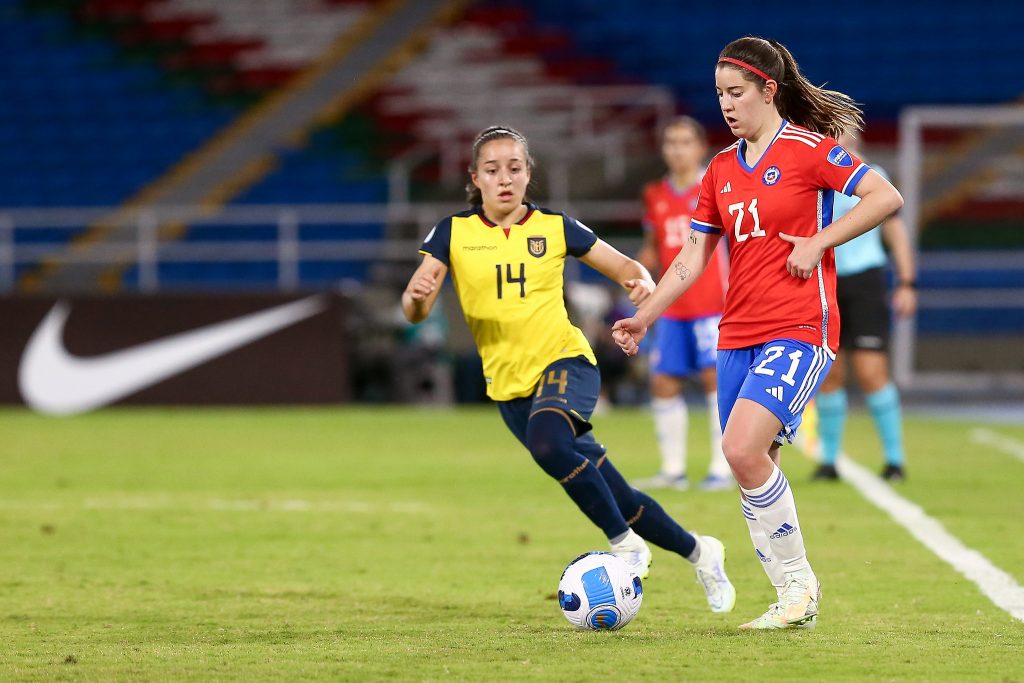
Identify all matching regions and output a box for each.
[623,277,655,305]
[611,317,648,357]
[406,267,441,302]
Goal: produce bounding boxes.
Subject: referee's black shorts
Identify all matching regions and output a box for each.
[836,266,890,352]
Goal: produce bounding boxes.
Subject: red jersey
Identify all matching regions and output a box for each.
[690,121,870,354]
[642,176,727,321]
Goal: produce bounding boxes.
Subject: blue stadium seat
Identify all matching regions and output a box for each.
[0,6,231,212]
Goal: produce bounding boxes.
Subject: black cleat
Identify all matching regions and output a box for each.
[880,464,906,483]
[811,464,839,481]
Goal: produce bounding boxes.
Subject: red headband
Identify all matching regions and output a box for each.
[718,57,775,83]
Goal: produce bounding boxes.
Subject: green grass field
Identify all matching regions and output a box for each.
[1,406,1022,681]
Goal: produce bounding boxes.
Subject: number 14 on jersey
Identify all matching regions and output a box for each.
[496,263,526,299]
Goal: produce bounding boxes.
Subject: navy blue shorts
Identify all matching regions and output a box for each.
[497,356,606,460]
[717,339,833,444]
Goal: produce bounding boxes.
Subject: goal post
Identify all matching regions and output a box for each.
[895,104,1024,394]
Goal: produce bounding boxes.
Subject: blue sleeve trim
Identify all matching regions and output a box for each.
[563,213,599,257]
[420,216,453,265]
[842,163,871,196]
[690,219,722,235]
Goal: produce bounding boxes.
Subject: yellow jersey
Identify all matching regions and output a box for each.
[420,204,599,401]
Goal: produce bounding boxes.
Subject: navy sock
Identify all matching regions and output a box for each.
[576,435,697,558]
[526,410,628,539]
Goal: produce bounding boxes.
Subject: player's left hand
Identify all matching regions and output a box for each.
[778,232,825,279]
[892,285,917,318]
[611,317,648,357]
[623,278,655,305]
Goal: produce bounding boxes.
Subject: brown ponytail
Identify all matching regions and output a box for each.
[718,36,863,139]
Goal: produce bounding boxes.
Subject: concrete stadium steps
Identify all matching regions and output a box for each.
[368,8,670,196]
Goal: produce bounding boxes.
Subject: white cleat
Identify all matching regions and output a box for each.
[692,535,736,613]
[699,473,735,492]
[609,529,652,580]
[632,472,689,491]
[739,569,820,630]
[780,568,820,626]
[738,602,817,630]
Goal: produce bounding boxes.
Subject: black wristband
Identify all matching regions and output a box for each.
[898,280,917,289]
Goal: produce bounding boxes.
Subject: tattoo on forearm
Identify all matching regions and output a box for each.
[688,230,698,245]
[674,262,691,281]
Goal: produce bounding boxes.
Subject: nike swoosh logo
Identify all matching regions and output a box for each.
[18,296,327,415]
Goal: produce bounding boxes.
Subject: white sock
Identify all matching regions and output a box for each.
[706,392,730,478]
[609,528,640,547]
[741,495,784,592]
[686,535,702,564]
[739,464,810,573]
[652,396,687,477]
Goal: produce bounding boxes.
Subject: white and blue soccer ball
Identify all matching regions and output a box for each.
[557,551,643,630]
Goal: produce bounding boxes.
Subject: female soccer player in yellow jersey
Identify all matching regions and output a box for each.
[402,125,736,614]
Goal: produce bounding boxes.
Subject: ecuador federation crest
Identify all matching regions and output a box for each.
[527,236,547,258]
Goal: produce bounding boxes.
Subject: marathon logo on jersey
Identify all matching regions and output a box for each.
[527,236,547,258]
[827,145,854,167]
[762,166,782,186]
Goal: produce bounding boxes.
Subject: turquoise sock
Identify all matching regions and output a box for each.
[816,389,847,466]
[866,383,905,466]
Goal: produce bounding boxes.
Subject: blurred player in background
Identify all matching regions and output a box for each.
[612,37,903,629]
[402,125,735,613]
[812,131,916,483]
[633,116,733,492]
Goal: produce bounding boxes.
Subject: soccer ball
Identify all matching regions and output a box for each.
[557,552,643,630]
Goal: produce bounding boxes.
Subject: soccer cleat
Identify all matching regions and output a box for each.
[609,530,653,580]
[779,568,820,625]
[811,464,839,481]
[692,535,736,613]
[738,602,817,630]
[699,473,735,492]
[632,472,689,491]
[881,464,906,483]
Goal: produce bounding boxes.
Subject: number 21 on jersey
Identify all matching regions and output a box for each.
[728,198,765,242]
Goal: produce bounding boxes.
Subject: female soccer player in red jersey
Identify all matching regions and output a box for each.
[404,125,736,613]
[612,38,903,629]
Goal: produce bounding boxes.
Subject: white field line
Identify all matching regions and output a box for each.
[970,428,1024,463]
[833,453,1024,623]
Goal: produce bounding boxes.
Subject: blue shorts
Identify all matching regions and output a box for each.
[716,339,833,444]
[650,315,721,378]
[496,356,607,459]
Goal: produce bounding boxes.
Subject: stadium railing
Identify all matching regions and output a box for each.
[0,201,644,292]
